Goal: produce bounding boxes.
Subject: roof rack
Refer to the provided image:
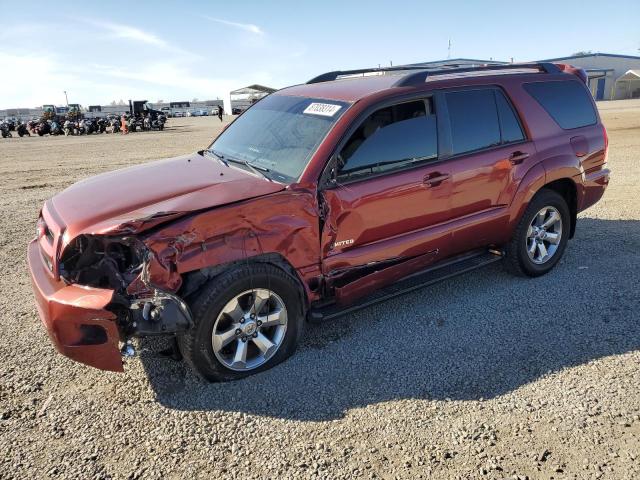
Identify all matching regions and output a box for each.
[393,62,561,87]
[306,66,438,84]
[306,62,561,86]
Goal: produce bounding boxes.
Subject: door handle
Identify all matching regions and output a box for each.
[423,173,450,187]
[509,151,530,165]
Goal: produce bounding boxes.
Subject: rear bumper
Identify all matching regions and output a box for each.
[27,239,123,372]
[578,167,611,212]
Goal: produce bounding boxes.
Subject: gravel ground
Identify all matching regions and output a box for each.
[0,103,639,480]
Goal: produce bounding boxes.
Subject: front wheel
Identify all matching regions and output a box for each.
[505,189,570,277]
[179,264,304,382]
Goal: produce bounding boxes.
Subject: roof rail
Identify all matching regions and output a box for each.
[306,62,562,86]
[306,66,436,84]
[393,62,561,87]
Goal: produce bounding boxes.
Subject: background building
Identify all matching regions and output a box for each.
[407,54,640,101]
[615,70,640,100]
[230,85,277,112]
[538,53,640,100]
[404,58,509,68]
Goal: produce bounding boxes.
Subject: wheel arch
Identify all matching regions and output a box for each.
[178,253,310,316]
[508,164,578,240]
[540,178,578,239]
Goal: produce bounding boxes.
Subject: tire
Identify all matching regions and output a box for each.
[505,189,570,277]
[179,263,305,382]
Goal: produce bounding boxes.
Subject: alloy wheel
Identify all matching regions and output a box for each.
[211,289,288,371]
[526,206,563,265]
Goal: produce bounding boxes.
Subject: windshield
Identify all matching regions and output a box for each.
[208,95,350,183]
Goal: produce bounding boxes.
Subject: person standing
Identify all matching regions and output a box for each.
[121,114,129,134]
[217,105,224,122]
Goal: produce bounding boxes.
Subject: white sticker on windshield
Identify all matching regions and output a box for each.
[303,103,342,117]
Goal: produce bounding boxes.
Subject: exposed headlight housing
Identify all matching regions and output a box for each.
[59,235,145,291]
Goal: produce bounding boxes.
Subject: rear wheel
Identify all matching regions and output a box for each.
[179,264,304,382]
[505,189,570,277]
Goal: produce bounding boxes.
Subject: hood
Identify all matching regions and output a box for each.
[50,152,286,239]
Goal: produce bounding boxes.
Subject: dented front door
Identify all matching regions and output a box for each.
[320,166,454,301]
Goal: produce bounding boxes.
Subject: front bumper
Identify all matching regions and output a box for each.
[27,239,123,372]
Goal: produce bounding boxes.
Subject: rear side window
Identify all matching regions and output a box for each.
[524,80,597,129]
[495,90,525,143]
[445,90,501,155]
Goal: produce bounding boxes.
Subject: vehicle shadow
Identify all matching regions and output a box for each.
[139,218,640,421]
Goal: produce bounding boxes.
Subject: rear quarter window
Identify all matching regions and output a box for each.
[524,80,597,129]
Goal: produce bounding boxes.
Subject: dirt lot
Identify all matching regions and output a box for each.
[1,103,639,480]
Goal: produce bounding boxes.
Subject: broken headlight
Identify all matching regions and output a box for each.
[59,235,145,291]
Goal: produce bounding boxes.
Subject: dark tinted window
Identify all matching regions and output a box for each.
[524,80,597,129]
[337,99,437,180]
[445,90,501,155]
[495,90,525,143]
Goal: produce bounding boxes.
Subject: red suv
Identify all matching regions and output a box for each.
[28,63,610,381]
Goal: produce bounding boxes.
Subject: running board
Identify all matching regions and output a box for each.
[309,250,503,322]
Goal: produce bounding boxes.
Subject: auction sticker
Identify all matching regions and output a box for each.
[303,103,342,117]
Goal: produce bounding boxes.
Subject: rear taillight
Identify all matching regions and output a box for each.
[603,125,609,160]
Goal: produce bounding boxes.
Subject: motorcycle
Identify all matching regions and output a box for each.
[16,122,30,137]
[83,119,96,135]
[109,118,120,134]
[50,121,62,136]
[3,119,16,131]
[127,117,137,133]
[151,115,166,131]
[0,123,12,138]
[95,118,107,134]
[63,120,74,136]
[27,120,38,135]
[35,121,51,136]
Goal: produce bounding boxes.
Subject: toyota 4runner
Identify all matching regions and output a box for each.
[28,62,610,381]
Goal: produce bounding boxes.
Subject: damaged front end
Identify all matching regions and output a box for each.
[59,234,192,359]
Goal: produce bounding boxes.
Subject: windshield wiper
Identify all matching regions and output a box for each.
[204,149,229,167]
[206,149,273,181]
[243,161,273,181]
[226,157,273,181]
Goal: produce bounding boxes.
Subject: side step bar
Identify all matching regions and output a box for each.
[309,250,503,322]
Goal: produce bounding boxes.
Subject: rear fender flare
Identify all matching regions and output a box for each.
[508,162,546,229]
[542,155,582,185]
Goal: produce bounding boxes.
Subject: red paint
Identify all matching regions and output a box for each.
[27,64,610,371]
[27,241,122,371]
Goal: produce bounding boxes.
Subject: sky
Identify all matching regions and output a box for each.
[0,0,638,108]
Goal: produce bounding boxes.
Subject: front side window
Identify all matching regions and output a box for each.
[337,99,437,181]
[209,95,349,183]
